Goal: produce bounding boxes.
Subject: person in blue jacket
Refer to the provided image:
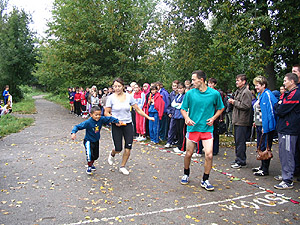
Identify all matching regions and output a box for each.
[252,76,278,176]
[71,106,120,174]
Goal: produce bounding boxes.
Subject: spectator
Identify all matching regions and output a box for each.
[224,89,233,137]
[228,74,252,169]
[156,81,170,141]
[274,73,300,189]
[165,80,179,148]
[252,76,277,176]
[2,85,9,105]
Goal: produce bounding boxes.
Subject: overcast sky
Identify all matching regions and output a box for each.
[7,0,54,37]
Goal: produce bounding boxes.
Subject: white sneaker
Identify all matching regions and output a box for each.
[108,153,114,165]
[164,143,171,148]
[192,153,201,157]
[139,136,146,141]
[173,147,182,153]
[119,167,129,175]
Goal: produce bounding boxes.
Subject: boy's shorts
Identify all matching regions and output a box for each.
[186,131,213,143]
[84,140,99,161]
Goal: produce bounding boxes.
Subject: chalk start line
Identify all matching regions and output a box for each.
[65,191,272,225]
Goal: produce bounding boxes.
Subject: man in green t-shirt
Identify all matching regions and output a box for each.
[180,70,224,191]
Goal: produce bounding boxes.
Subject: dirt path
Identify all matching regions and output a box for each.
[0,96,299,225]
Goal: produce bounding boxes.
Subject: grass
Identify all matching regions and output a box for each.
[0,85,42,137]
[0,114,34,137]
[44,93,70,110]
[13,86,44,114]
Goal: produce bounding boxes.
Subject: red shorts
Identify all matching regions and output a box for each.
[186,132,213,143]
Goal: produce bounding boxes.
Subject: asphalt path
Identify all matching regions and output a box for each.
[0,96,299,225]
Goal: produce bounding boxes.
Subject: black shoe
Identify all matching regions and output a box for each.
[253,170,269,176]
[252,167,261,172]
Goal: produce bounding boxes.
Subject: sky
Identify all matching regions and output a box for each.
[7,0,54,37]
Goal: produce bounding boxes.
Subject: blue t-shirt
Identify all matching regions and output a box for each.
[3,90,9,101]
[71,116,119,142]
[181,87,224,132]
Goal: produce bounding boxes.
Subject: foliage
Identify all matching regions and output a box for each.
[163,0,300,90]
[0,3,38,101]
[35,0,161,92]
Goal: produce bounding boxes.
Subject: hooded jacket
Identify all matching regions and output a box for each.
[257,88,277,133]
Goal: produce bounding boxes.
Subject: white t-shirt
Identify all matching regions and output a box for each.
[106,93,135,123]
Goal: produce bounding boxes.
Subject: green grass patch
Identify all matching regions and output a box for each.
[13,86,45,114]
[0,114,34,137]
[44,93,70,110]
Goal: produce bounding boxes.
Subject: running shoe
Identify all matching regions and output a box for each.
[192,153,201,158]
[181,175,189,185]
[253,170,268,176]
[173,147,182,153]
[200,180,214,191]
[119,167,129,175]
[86,167,92,175]
[108,153,114,165]
[252,167,261,172]
[274,175,282,181]
[91,165,96,171]
[164,143,171,148]
[274,181,293,190]
[139,137,146,141]
[231,163,246,169]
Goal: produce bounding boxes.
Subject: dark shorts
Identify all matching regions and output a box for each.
[111,123,133,151]
[84,140,99,162]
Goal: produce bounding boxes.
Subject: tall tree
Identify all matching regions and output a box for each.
[0,5,37,101]
[164,0,300,90]
[35,0,159,92]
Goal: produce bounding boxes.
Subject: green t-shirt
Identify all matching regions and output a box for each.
[181,87,224,133]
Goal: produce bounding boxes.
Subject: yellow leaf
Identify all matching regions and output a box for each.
[186,215,191,219]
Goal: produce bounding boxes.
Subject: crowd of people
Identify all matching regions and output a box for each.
[70,64,300,191]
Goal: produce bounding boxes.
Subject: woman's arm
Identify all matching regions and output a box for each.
[104,107,112,117]
[132,104,154,121]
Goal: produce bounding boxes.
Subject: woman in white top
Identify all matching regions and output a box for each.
[105,78,154,175]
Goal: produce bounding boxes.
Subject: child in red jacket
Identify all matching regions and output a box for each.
[147,85,165,144]
[74,88,82,116]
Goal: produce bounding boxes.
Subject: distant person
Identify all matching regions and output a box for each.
[74,88,82,117]
[207,77,224,155]
[133,84,146,141]
[180,70,224,191]
[156,81,170,141]
[171,83,185,152]
[279,86,286,96]
[68,87,74,114]
[184,80,191,89]
[165,80,179,148]
[228,74,252,169]
[147,85,165,144]
[71,106,120,174]
[274,73,300,189]
[224,89,233,137]
[2,85,9,105]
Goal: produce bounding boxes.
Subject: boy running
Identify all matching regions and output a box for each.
[180,70,224,191]
[71,106,120,174]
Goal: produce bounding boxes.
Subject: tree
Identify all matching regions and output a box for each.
[164,0,300,90]
[0,4,37,101]
[35,0,160,92]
